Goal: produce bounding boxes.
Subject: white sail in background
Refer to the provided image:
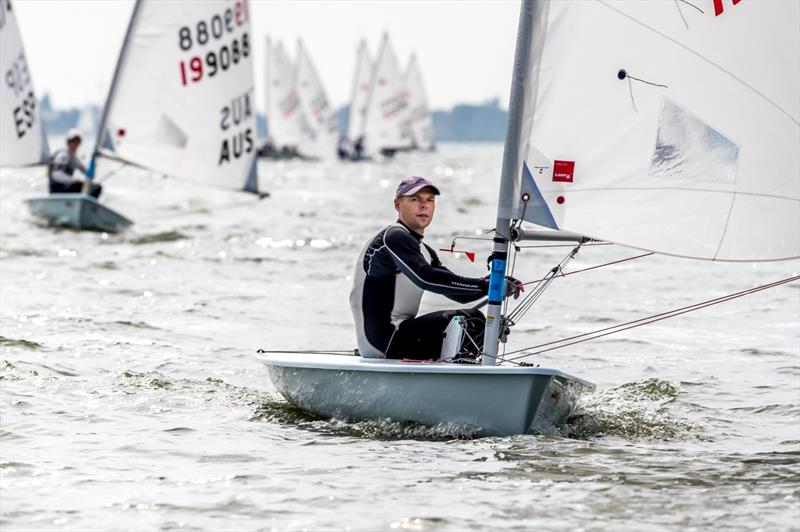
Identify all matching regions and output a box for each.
[362,33,412,154]
[0,0,49,166]
[404,53,434,151]
[265,37,314,149]
[511,0,799,261]
[294,39,338,158]
[346,40,372,143]
[98,0,258,191]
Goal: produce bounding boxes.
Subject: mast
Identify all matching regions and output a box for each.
[482,0,538,365]
[87,0,142,179]
[264,36,272,144]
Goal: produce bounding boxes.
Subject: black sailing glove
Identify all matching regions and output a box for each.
[505,276,524,299]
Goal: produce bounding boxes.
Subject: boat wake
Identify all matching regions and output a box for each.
[563,378,701,441]
[249,399,483,441]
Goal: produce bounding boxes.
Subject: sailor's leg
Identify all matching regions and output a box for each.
[386,310,477,360]
[88,183,103,199]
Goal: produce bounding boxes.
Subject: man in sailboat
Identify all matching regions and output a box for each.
[48,129,102,198]
[350,176,522,361]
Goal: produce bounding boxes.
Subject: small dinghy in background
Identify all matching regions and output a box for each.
[23,0,265,231]
[24,193,132,233]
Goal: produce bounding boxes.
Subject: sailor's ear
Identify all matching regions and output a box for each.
[393,197,400,210]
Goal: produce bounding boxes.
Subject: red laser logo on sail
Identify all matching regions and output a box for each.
[552,160,575,183]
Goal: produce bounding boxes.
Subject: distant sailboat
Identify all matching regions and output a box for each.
[293,38,339,159]
[341,39,373,161]
[262,37,316,160]
[403,53,435,152]
[259,0,798,436]
[27,0,264,232]
[0,0,50,167]
[361,33,413,158]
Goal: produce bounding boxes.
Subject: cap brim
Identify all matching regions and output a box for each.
[399,184,440,197]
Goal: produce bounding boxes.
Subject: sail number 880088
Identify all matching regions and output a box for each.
[179,33,250,86]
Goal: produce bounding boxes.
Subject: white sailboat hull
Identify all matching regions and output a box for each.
[258,352,593,436]
[25,193,132,233]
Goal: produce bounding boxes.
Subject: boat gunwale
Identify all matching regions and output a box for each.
[24,192,133,229]
[257,352,595,388]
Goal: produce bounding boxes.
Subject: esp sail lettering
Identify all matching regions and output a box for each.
[4,50,36,139]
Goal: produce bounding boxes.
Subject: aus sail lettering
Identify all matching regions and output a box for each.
[218,91,254,165]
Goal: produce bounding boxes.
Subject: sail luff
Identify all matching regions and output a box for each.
[483,0,541,365]
[89,0,142,176]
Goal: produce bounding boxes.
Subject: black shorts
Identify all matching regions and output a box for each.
[49,180,102,199]
[386,308,485,360]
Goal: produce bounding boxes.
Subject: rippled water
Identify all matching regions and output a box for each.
[1,144,798,531]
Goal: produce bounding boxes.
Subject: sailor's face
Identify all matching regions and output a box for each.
[395,188,437,233]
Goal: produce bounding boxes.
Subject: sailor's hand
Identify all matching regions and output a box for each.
[505,276,524,299]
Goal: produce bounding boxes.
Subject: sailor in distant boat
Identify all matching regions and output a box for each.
[47,129,101,198]
[350,176,522,360]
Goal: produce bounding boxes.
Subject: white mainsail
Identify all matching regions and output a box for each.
[264,37,315,150]
[403,53,435,151]
[94,0,258,192]
[362,33,412,154]
[346,40,372,143]
[294,39,338,158]
[0,0,49,166]
[510,0,799,261]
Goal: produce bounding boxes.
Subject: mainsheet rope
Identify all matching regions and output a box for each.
[502,274,800,363]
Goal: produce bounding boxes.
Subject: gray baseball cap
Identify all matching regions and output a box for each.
[395,176,441,198]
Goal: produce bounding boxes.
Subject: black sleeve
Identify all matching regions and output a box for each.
[384,227,487,303]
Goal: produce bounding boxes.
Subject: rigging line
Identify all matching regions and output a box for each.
[712,192,737,261]
[627,77,638,113]
[674,0,689,30]
[506,274,798,357]
[521,252,653,286]
[504,274,800,359]
[598,0,800,126]
[507,246,580,323]
[678,0,703,14]
[517,242,613,249]
[256,349,356,355]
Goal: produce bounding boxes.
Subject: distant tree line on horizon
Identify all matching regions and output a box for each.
[39,95,508,143]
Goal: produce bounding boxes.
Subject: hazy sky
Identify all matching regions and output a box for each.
[14,0,522,112]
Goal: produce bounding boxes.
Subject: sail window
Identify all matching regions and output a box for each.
[649,99,739,185]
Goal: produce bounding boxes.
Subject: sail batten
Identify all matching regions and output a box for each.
[513,0,799,261]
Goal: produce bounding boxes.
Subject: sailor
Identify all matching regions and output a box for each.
[337,136,350,160]
[48,129,102,198]
[351,135,365,160]
[350,176,523,360]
